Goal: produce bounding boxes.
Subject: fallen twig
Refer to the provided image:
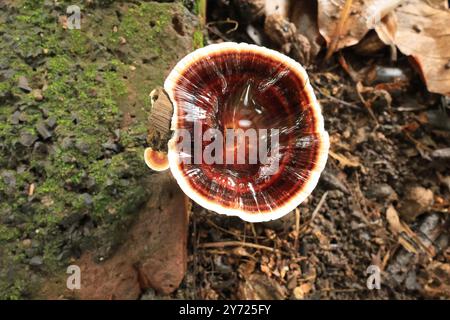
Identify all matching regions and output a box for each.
[294,208,301,250]
[312,84,360,110]
[198,241,289,256]
[205,218,244,240]
[206,19,239,34]
[311,191,329,222]
[325,0,354,61]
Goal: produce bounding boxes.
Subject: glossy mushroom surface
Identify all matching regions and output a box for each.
[164,42,329,222]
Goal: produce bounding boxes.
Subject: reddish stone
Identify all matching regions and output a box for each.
[55,174,189,299]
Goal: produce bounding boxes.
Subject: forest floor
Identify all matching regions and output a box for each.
[164,0,450,300]
[0,0,448,300]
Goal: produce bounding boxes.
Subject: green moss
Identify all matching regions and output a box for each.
[193,29,204,49]
[47,56,71,75]
[0,79,11,92]
[0,277,27,300]
[116,2,173,54]
[190,0,205,49]
[0,0,197,300]
[104,70,127,99]
[0,225,20,242]
[66,30,89,55]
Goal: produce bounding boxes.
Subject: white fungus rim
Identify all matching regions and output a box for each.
[164,42,329,222]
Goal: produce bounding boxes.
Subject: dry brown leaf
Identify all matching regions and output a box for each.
[237,274,287,300]
[317,0,403,53]
[293,283,313,300]
[398,186,434,222]
[386,205,434,255]
[357,81,393,110]
[260,263,272,277]
[376,0,450,95]
[386,205,403,235]
[238,260,256,278]
[419,262,450,298]
[265,0,289,17]
[386,205,419,253]
[313,228,330,248]
[374,13,398,60]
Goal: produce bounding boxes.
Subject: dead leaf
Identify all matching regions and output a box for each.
[317,0,404,54]
[386,205,434,256]
[264,0,289,17]
[398,186,434,222]
[419,262,450,298]
[377,0,450,95]
[260,263,272,277]
[313,228,330,248]
[237,274,287,300]
[293,283,313,300]
[357,81,393,109]
[238,260,256,278]
[353,29,393,57]
[374,13,398,60]
[386,205,403,235]
[387,205,419,254]
[356,81,388,124]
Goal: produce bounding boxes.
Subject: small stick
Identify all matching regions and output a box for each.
[205,25,233,42]
[205,218,244,240]
[250,223,259,244]
[206,20,239,34]
[294,208,301,251]
[320,288,359,293]
[312,84,360,110]
[325,0,354,61]
[311,191,329,222]
[198,241,288,256]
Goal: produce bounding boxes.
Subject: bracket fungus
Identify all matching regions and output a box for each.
[144,147,169,172]
[146,42,329,222]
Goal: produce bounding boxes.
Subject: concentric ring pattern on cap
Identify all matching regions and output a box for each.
[164,42,329,222]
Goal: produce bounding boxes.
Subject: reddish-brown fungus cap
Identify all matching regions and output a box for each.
[164,42,329,222]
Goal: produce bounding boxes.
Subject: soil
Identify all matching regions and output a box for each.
[169,1,450,300]
[0,0,448,300]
